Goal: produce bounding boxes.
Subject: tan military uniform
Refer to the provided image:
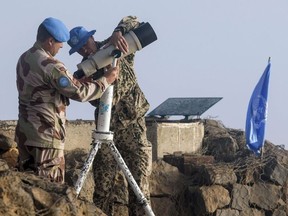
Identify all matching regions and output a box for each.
[92,16,152,215]
[16,42,109,183]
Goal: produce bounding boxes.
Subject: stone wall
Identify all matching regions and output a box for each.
[0,120,95,151]
[1,119,205,160]
[65,120,95,151]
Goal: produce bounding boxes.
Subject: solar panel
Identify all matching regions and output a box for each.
[147,97,222,118]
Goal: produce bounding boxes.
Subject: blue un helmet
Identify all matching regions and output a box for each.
[68,26,96,55]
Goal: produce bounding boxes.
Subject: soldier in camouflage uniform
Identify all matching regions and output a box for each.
[15,17,119,184]
[68,16,152,215]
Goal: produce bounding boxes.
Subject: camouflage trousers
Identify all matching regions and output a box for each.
[92,118,152,216]
[17,143,65,184]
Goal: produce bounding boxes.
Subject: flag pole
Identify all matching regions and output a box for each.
[260,144,264,158]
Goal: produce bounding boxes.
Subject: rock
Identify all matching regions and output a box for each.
[216,208,240,216]
[227,128,246,150]
[0,147,18,168]
[239,208,265,216]
[202,164,237,185]
[0,173,35,215]
[151,197,178,215]
[264,157,288,186]
[0,159,9,172]
[149,159,189,196]
[189,185,231,214]
[272,208,287,216]
[250,183,282,210]
[0,170,106,216]
[231,184,251,211]
[31,187,56,209]
[202,119,239,161]
[149,160,191,216]
[0,133,17,151]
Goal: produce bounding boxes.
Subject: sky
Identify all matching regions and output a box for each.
[1,0,288,149]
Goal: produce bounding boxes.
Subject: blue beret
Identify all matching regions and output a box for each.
[41,17,70,42]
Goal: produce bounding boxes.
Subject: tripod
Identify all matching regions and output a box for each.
[74,52,155,216]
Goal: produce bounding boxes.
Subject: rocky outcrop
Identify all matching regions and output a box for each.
[161,119,288,216]
[0,119,287,216]
[0,159,106,216]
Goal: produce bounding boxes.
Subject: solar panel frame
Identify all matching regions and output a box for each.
[147,97,222,117]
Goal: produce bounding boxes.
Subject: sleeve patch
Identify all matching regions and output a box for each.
[58,76,69,88]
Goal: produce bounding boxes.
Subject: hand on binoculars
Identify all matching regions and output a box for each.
[103,31,129,54]
[104,65,119,85]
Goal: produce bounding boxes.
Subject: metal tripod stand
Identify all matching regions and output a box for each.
[74,51,155,216]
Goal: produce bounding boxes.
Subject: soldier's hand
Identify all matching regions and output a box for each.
[103,31,129,54]
[104,66,119,84]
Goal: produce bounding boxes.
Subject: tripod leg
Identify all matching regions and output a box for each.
[108,141,155,216]
[74,141,101,197]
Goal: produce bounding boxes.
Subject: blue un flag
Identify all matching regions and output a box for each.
[245,60,271,155]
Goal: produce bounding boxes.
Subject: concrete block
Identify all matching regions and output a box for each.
[146,120,204,161]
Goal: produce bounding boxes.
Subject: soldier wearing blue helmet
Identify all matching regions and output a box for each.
[68,16,152,216]
[15,17,119,184]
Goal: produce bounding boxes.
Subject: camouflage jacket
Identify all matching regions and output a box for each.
[95,16,150,130]
[15,42,110,149]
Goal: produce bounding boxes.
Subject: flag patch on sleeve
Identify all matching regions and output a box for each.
[58,76,69,88]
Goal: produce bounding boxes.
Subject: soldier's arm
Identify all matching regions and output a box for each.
[48,63,118,102]
[113,16,140,34]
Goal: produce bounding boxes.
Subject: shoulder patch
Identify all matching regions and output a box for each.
[58,76,70,88]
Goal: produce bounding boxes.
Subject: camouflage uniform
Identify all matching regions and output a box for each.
[15,42,110,183]
[92,16,153,215]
